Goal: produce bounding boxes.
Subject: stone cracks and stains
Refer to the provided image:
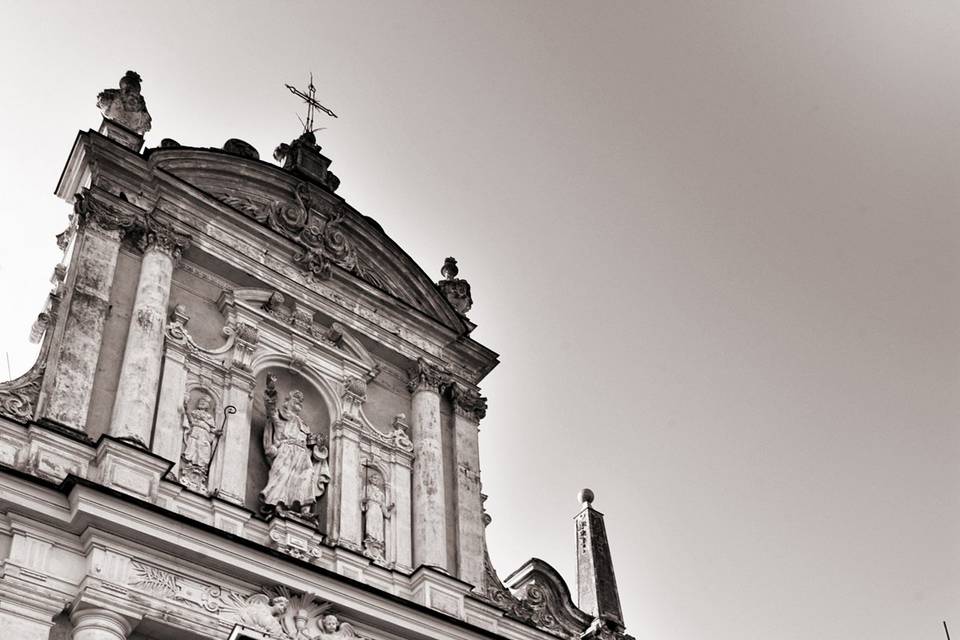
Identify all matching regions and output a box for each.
[436,257,473,316]
[129,562,362,640]
[214,184,417,309]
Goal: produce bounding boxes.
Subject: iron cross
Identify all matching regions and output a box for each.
[285,73,338,134]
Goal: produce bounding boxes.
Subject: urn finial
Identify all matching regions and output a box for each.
[437,257,473,316]
[441,257,459,280]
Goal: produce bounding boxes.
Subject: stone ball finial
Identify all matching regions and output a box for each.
[441,257,459,280]
[578,488,595,505]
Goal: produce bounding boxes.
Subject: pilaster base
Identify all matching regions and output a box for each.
[91,437,171,503]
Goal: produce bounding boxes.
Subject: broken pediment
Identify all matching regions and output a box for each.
[500,559,594,639]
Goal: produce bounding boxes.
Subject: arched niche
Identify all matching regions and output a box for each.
[245,362,338,532]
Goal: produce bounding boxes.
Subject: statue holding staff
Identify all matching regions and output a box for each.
[260,374,331,517]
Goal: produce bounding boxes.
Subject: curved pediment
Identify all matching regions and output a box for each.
[148,146,466,332]
[496,558,593,639]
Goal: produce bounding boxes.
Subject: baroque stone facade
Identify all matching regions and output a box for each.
[0,72,631,640]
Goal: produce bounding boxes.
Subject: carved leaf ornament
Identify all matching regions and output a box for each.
[216,184,414,308]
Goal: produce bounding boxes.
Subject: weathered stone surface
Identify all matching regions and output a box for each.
[452,405,484,589]
[575,491,625,630]
[409,360,447,570]
[109,238,180,446]
[0,69,638,640]
[43,199,125,430]
[97,70,152,135]
[437,257,473,316]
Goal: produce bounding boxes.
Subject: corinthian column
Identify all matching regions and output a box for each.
[109,221,189,447]
[407,358,447,570]
[43,191,138,430]
[450,384,487,589]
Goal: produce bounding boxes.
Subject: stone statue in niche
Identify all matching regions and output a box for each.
[260,374,331,521]
[361,467,393,561]
[179,394,222,492]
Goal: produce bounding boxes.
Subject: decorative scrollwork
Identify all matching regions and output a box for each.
[214,185,419,308]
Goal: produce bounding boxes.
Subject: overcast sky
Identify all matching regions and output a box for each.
[1,2,959,639]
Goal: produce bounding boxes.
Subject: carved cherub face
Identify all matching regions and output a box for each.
[270,596,289,614]
[322,615,339,633]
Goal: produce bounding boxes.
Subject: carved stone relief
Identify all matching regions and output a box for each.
[262,291,348,349]
[361,465,393,562]
[128,564,363,640]
[260,374,331,525]
[179,392,228,493]
[215,186,419,309]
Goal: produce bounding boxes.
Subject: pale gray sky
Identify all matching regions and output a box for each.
[1,2,959,639]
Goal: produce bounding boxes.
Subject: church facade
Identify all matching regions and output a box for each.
[0,71,630,640]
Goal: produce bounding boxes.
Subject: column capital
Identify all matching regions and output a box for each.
[447,382,487,423]
[407,357,446,394]
[70,607,133,640]
[73,189,140,238]
[141,217,190,261]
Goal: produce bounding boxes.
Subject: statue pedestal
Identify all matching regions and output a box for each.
[98,118,143,152]
[266,517,324,563]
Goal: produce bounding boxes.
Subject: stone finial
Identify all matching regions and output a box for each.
[575,490,625,631]
[223,138,260,160]
[97,70,152,135]
[273,131,341,193]
[437,257,473,316]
